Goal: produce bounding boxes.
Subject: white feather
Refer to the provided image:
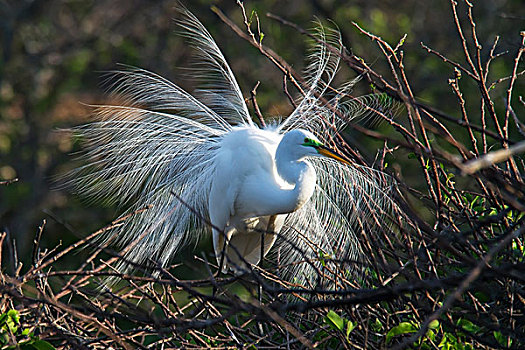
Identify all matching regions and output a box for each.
[66,10,398,286]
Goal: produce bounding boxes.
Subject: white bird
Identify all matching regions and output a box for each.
[67,8,397,286]
[209,126,352,272]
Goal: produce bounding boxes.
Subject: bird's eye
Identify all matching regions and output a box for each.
[302,137,322,148]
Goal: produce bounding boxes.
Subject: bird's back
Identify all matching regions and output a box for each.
[209,126,283,219]
[219,126,280,174]
[209,126,288,270]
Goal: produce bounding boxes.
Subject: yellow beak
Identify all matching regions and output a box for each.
[317,146,352,166]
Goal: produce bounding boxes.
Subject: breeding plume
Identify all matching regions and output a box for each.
[68,8,397,285]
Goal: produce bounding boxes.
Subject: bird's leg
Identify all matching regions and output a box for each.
[258,215,276,303]
[213,227,233,278]
[216,234,228,282]
[258,223,265,306]
[260,215,277,268]
[255,215,277,336]
[260,217,276,269]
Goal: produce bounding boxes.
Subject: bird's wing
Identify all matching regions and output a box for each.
[102,67,234,132]
[276,157,396,287]
[277,23,399,141]
[277,22,341,133]
[65,73,230,271]
[65,8,255,275]
[176,6,254,127]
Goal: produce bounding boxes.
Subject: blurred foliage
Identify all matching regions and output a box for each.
[0,309,55,350]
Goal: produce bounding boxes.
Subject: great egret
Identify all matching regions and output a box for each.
[67,8,396,285]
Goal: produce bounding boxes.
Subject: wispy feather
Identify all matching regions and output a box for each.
[65,8,399,287]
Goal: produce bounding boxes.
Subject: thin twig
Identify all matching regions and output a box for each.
[394,221,525,350]
[250,81,266,127]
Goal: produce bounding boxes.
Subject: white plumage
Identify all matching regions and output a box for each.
[67,7,397,286]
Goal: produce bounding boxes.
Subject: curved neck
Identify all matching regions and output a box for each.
[275,148,316,213]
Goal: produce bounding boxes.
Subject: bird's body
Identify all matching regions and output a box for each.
[209,127,284,269]
[67,7,397,285]
[210,127,326,270]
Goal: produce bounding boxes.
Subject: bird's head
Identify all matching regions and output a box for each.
[279,129,352,165]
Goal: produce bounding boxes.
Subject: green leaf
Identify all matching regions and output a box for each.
[512,241,525,256]
[472,205,484,213]
[446,172,455,187]
[346,320,357,340]
[0,313,8,327]
[438,333,457,348]
[470,195,480,208]
[0,333,8,346]
[493,331,510,347]
[7,310,19,324]
[386,322,417,343]
[5,314,19,334]
[457,318,481,334]
[20,341,56,350]
[248,10,255,26]
[318,251,326,267]
[428,319,440,330]
[371,318,383,332]
[325,310,345,332]
[473,291,489,303]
